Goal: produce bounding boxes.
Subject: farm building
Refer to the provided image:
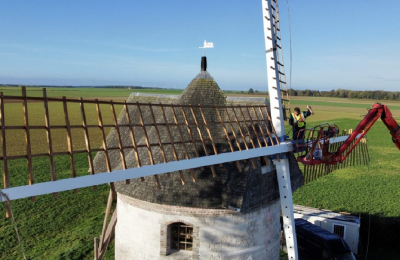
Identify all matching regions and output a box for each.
[293,204,360,254]
[92,57,304,259]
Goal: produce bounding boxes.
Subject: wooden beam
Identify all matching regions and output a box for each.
[215,106,242,172]
[198,106,221,167]
[170,106,197,182]
[110,101,129,184]
[124,102,144,182]
[180,107,204,171]
[231,107,257,169]
[43,89,57,198]
[159,105,186,185]
[148,104,171,178]
[22,87,35,201]
[188,106,217,177]
[79,98,96,190]
[0,93,11,217]
[136,103,160,189]
[62,96,77,193]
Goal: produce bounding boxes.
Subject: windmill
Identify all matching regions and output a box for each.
[0,1,376,260]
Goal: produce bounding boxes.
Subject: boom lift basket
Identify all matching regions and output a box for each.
[295,123,339,165]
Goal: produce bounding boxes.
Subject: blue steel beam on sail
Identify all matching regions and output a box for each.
[0,142,293,202]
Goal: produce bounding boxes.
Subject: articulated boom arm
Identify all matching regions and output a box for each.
[380,104,400,150]
[297,103,400,166]
[333,103,400,163]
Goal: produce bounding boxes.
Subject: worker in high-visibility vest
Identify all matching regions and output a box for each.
[289,106,313,140]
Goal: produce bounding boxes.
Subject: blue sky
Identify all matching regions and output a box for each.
[1,1,399,91]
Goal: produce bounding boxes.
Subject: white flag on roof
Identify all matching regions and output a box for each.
[199,40,214,48]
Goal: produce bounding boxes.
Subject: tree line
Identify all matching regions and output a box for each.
[287,88,400,100]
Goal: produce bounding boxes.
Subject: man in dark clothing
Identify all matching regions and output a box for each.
[289,106,313,140]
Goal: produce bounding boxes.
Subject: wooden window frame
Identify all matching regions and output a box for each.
[169,222,194,252]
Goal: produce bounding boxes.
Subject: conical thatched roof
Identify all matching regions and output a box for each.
[93,57,303,213]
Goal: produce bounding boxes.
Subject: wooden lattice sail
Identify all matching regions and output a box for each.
[0,87,371,198]
[0,86,370,258]
[0,87,291,258]
[0,87,282,195]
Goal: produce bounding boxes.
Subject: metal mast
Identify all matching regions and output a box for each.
[262,0,298,259]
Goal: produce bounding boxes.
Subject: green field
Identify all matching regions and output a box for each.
[0,86,183,99]
[0,87,399,259]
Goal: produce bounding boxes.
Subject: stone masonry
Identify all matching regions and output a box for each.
[116,194,281,260]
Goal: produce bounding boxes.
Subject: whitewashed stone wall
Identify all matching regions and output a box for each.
[115,194,281,260]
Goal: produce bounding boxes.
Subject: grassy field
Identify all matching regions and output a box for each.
[0,155,113,260]
[0,86,183,100]
[0,87,399,259]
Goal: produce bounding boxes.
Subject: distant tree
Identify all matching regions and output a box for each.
[337,89,348,98]
[248,88,254,94]
[268,88,400,101]
[348,91,358,99]
[288,89,298,96]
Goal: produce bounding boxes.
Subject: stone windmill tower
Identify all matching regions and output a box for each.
[92,56,304,259]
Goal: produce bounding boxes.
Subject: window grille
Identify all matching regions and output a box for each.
[170,222,193,251]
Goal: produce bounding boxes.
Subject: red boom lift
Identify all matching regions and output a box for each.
[296,103,400,165]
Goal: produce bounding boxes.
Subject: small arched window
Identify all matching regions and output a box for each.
[169,222,193,252]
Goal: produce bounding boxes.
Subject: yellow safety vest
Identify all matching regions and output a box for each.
[292,112,306,127]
